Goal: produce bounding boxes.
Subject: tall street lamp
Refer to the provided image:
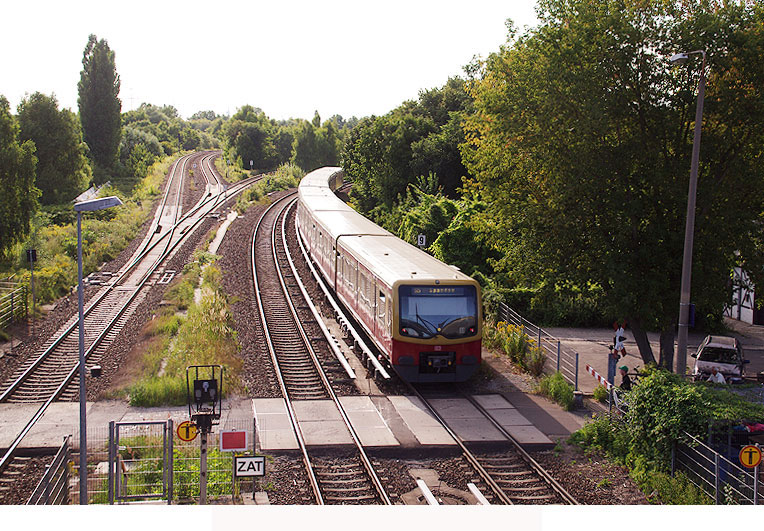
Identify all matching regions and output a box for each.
[73,195,123,504]
[670,50,706,376]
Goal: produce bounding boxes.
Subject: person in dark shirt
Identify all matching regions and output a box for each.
[619,365,632,391]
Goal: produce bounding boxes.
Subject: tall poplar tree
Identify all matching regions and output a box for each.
[78,34,121,178]
[0,96,39,258]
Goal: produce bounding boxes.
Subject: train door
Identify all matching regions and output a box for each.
[376,285,392,352]
[357,266,374,330]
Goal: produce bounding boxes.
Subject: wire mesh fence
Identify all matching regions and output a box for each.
[497,302,579,389]
[673,433,760,505]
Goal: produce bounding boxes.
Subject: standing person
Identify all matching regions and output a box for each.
[607,345,620,385]
[619,365,632,391]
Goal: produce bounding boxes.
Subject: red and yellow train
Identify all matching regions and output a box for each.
[296,167,482,383]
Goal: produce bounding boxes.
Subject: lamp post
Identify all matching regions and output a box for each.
[670,50,706,376]
[73,195,123,504]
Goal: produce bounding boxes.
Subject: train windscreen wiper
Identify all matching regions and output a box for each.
[415,305,437,335]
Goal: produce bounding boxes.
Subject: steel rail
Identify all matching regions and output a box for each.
[461,392,578,505]
[398,382,514,504]
[280,200,390,505]
[249,192,325,505]
[0,153,201,400]
[0,157,261,474]
[0,155,188,402]
[131,151,190,259]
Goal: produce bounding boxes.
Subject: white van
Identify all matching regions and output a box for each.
[691,335,749,382]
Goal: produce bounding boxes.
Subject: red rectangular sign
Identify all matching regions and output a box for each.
[220,430,248,452]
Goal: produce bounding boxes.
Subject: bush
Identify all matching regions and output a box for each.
[570,367,764,504]
[593,384,610,403]
[525,345,546,377]
[536,372,575,411]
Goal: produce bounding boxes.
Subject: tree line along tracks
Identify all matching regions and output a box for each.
[0,151,261,482]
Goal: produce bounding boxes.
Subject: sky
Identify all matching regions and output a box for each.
[2,0,539,121]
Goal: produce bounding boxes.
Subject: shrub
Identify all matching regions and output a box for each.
[570,414,630,457]
[524,345,546,377]
[571,367,764,504]
[593,384,610,403]
[536,372,575,411]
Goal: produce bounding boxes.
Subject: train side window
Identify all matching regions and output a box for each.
[378,291,386,319]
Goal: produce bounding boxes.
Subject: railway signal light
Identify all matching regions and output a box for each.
[185,365,224,505]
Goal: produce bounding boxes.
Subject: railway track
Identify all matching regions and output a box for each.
[250,194,390,505]
[0,151,259,496]
[290,197,578,505]
[411,387,578,505]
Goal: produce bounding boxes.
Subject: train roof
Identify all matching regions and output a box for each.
[299,166,343,189]
[344,235,473,286]
[298,167,477,287]
[309,209,391,238]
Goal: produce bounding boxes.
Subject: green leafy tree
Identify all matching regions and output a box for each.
[342,78,472,218]
[292,120,321,171]
[343,111,435,215]
[223,111,277,171]
[17,92,91,204]
[292,119,341,171]
[0,96,39,257]
[462,0,764,368]
[273,128,295,165]
[78,34,122,176]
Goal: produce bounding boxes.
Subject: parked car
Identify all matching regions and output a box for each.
[691,335,750,382]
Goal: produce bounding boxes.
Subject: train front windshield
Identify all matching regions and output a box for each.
[398,285,478,339]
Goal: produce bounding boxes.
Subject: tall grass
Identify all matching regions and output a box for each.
[487,321,546,376]
[126,262,242,406]
[234,163,306,215]
[536,372,575,410]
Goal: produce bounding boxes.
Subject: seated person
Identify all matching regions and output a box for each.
[707,366,726,384]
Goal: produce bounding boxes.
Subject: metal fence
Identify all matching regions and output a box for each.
[673,433,760,504]
[27,436,71,505]
[108,421,174,504]
[75,417,258,504]
[0,281,27,331]
[498,302,579,389]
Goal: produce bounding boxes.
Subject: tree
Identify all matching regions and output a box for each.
[292,120,341,171]
[223,117,277,171]
[462,0,764,369]
[78,34,121,176]
[0,96,39,258]
[342,79,473,218]
[17,92,91,204]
